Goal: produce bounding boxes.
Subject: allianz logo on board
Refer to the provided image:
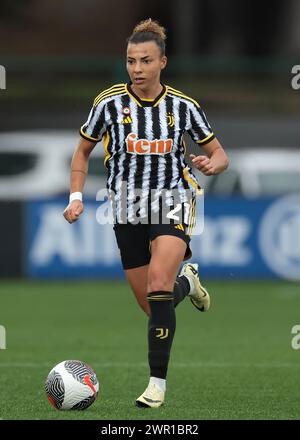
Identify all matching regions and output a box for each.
[259,194,300,281]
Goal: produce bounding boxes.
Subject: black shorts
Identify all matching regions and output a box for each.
[113,198,196,270]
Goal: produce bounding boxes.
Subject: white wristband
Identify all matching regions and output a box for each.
[69,192,83,203]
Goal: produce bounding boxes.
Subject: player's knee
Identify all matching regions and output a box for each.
[147,270,171,292]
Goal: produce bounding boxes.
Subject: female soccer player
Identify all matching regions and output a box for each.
[63,19,229,408]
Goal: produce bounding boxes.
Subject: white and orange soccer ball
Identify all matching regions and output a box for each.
[45,360,99,410]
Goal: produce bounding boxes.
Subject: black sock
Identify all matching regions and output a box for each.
[173,275,190,308]
[147,291,176,379]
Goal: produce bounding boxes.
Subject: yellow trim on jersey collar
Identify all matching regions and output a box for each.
[153,86,168,107]
[125,83,142,107]
[125,83,167,107]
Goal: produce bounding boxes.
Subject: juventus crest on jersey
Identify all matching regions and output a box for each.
[80,83,215,223]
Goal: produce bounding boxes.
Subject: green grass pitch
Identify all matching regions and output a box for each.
[0,280,299,420]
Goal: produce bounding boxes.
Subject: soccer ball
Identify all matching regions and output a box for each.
[45,360,99,410]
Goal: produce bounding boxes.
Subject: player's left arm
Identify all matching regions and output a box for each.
[190,137,229,176]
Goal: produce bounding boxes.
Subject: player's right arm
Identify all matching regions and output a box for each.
[64,88,109,223]
[63,137,97,224]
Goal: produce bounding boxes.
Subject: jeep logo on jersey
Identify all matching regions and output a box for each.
[126,133,173,155]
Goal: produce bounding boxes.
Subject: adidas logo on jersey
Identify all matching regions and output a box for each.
[174,224,184,231]
[121,116,132,124]
[126,132,173,155]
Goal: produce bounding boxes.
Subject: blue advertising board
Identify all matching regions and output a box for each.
[25,194,300,280]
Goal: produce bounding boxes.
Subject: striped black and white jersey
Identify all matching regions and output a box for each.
[80,83,215,222]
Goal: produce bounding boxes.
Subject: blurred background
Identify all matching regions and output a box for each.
[0,0,299,280]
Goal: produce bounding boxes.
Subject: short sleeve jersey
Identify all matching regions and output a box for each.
[80,83,215,220]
